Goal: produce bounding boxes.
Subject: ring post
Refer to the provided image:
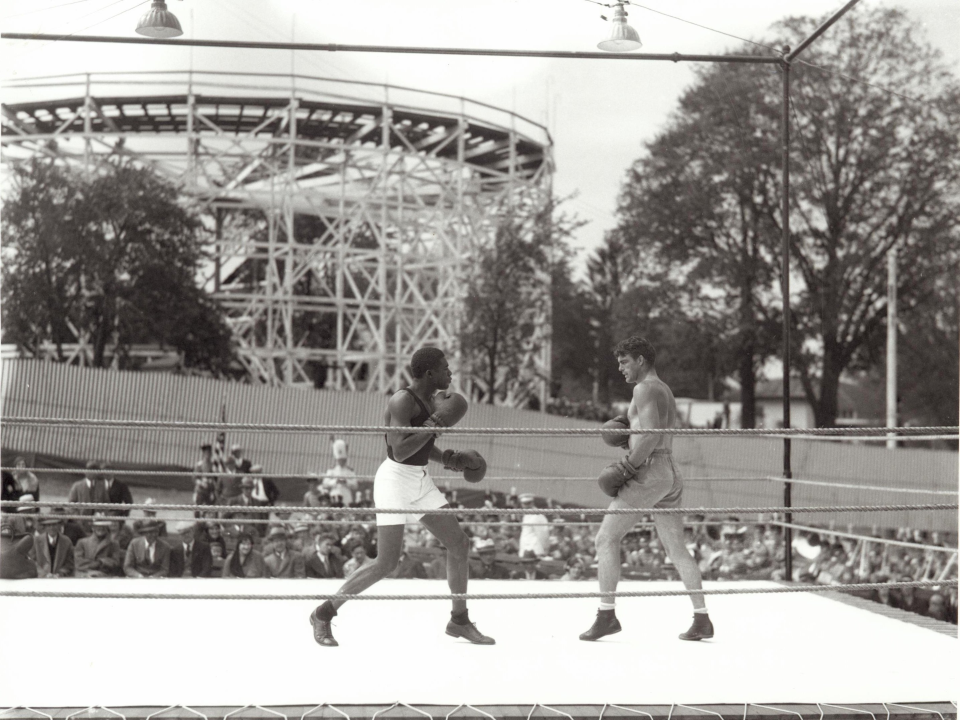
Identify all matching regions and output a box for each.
[780,51,793,583]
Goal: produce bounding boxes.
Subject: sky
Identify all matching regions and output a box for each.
[3,0,959,276]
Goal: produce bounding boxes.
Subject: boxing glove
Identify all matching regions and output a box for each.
[424,391,468,429]
[597,455,640,497]
[600,415,631,448]
[441,449,487,483]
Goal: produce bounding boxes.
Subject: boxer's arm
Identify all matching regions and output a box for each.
[386,393,437,462]
[624,384,664,467]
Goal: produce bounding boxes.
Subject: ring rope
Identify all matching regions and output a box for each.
[3,416,956,436]
[0,579,953,602]
[6,465,954,496]
[770,520,960,553]
[5,466,954,497]
[0,467,780,484]
[4,512,791,530]
[761,476,959,496]
[3,500,955,515]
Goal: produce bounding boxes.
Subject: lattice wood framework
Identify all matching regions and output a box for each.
[1,72,554,401]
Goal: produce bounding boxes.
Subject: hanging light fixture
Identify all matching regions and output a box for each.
[598,2,641,52]
[135,0,183,38]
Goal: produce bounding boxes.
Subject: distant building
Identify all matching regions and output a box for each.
[677,375,885,429]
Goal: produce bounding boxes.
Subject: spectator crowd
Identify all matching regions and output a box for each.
[2,442,956,627]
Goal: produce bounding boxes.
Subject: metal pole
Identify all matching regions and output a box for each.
[784,0,862,62]
[0,33,782,64]
[780,52,794,583]
[886,247,898,449]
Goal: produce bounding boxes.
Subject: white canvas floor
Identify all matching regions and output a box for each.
[0,579,955,707]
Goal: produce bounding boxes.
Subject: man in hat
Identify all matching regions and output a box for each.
[10,493,39,541]
[0,515,38,579]
[193,442,219,512]
[249,465,280,537]
[75,514,123,578]
[512,550,550,580]
[322,438,359,507]
[34,510,75,577]
[102,463,134,517]
[133,498,168,537]
[124,520,171,578]
[67,461,109,530]
[303,533,344,579]
[217,444,250,503]
[224,476,262,536]
[264,526,305,578]
[471,539,510,579]
[518,494,549,559]
[169,521,213,578]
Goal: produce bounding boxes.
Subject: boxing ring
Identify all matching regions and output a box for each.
[1,419,958,719]
[0,578,956,709]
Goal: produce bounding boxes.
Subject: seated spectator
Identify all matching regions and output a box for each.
[717,529,749,580]
[75,514,123,578]
[0,515,38,579]
[512,550,549,580]
[263,527,305,578]
[34,511,75,578]
[110,518,134,552]
[289,523,312,553]
[560,555,587,581]
[2,469,20,502]
[427,546,448,580]
[343,543,372,578]
[899,578,928,616]
[103,465,134,517]
[392,551,427,579]
[472,539,511,579]
[302,474,325,508]
[169,521,213,578]
[224,477,262,537]
[124,520,171,578]
[223,532,266,578]
[926,592,948,622]
[303,533,344,579]
[210,542,226,575]
[10,494,39,540]
[61,513,87,546]
[132,498,168,537]
[202,522,227,559]
[12,457,40,500]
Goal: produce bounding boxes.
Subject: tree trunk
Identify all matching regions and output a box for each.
[816,351,843,427]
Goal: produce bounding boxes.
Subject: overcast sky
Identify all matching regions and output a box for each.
[4,0,958,274]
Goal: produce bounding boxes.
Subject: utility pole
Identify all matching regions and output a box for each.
[886,246,898,449]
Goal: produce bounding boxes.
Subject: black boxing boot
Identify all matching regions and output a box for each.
[679,612,714,641]
[309,601,339,647]
[446,610,495,645]
[579,609,621,641]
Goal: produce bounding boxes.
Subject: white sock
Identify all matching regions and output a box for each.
[599,602,616,611]
[694,608,709,614]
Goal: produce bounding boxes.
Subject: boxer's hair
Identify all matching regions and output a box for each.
[410,347,446,378]
[614,335,656,366]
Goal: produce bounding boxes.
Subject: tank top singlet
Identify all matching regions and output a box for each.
[385,388,436,467]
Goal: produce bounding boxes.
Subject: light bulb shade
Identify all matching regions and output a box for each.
[597,4,642,52]
[136,0,183,38]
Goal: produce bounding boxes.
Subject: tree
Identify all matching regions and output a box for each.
[779,8,960,426]
[460,197,581,406]
[609,7,960,427]
[2,158,236,374]
[609,59,784,425]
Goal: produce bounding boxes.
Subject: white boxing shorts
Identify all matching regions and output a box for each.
[373,457,448,526]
